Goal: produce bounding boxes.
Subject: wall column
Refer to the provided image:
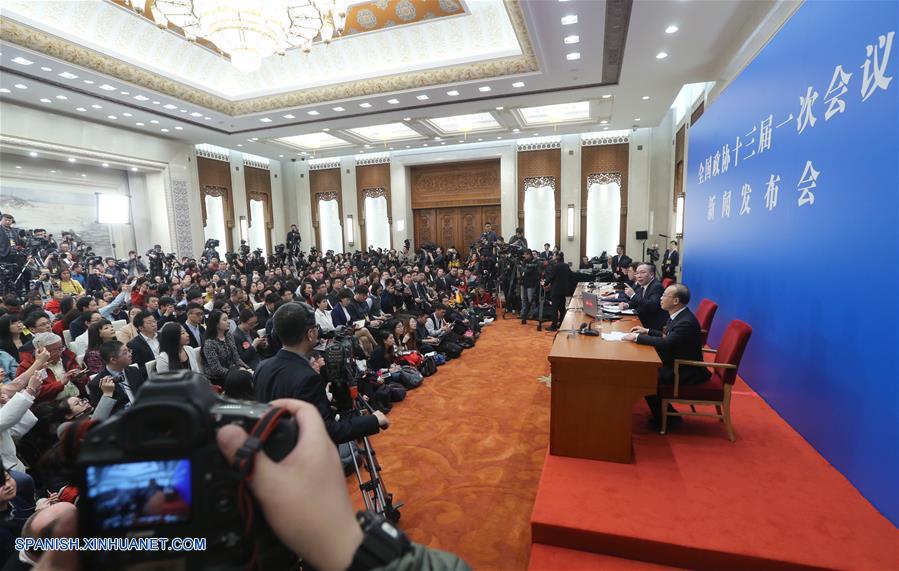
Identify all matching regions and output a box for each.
[389,159,412,250]
[339,157,361,251]
[269,160,287,248]
[560,134,582,263]
[627,129,652,261]
[229,151,248,251]
[499,143,517,241]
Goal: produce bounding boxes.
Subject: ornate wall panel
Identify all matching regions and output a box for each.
[196,156,235,252]
[410,160,500,209]
[580,143,629,256]
[356,162,392,250]
[412,206,500,253]
[309,168,343,249]
[413,209,436,248]
[517,149,561,247]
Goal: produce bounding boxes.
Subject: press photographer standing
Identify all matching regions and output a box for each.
[0,214,19,265]
[519,249,539,324]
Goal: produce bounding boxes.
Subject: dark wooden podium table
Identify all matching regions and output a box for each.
[548,284,660,463]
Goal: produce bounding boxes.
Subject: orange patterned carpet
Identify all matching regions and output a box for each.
[350,317,554,570]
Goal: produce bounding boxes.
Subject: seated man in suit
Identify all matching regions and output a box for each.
[127,310,159,377]
[623,283,710,427]
[619,263,667,331]
[254,292,279,329]
[88,340,145,414]
[181,303,206,348]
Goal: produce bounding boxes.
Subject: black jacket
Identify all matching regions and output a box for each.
[546,261,574,299]
[88,366,146,415]
[254,349,380,444]
[636,307,711,386]
[628,279,667,331]
[182,323,205,348]
[127,335,155,376]
[662,250,679,278]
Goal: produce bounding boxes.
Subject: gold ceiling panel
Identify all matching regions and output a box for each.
[1,0,536,116]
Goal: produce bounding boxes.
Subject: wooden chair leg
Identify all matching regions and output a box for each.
[722,400,735,442]
[660,399,669,435]
[715,404,723,421]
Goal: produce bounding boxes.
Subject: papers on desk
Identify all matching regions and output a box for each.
[602,331,628,342]
[600,305,637,315]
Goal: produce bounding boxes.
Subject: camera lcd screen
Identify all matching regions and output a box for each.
[85,459,192,531]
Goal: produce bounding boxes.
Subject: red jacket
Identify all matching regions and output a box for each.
[131,290,146,308]
[16,349,85,404]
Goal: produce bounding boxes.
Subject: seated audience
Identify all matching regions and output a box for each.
[87,340,144,415]
[202,309,250,386]
[233,309,264,370]
[0,314,30,362]
[156,321,201,373]
[84,318,116,374]
[127,310,160,376]
[182,302,206,348]
[17,333,83,404]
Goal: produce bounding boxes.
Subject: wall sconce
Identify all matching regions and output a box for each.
[396,219,405,232]
[566,204,575,241]
[239,216,248,243]
[346,214,354,247]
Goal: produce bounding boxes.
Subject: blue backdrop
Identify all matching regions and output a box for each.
[685,1,898,526]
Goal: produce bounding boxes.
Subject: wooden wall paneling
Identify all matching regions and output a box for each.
[309,168,343,250]
[244,166,273,253]
[459,206,483,250]
[197,156,235,252]
[437,209,458,252]
[410,160,500,209]
[517,149,561,247]
[580,144,629,257]
[414,209,436,248]
[481,205,502,238]
[356,163,392,250]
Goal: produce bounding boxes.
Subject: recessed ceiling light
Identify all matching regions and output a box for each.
[416,94,429,100]
[332,106,345,112]
[440,142,446,145]
[150,119,159,124]
[136,122,145,126]
[15,165,21,169]
[566,52,581,61]
[279,154,284,158]
[131,167,138,171]
[364,144,372,148]
[237,144,243,147]
[403,117,411,121]
[478,86,491,92]
[50,170,56,173]
[13,84,27,89]
[107,115,117,120]
[433,136,441,140]
[405,145,410,148]
[561,15,578,25]
[603,126,609,130]
[359,102,372,108]
[152,101,160,105]
[447,90,459,96]
[283,114,295,119]
[123,112,133,117]
[656,52,668,59]
[99,84,116,91]
[76,107,86,112]
[512,82,525,88]
[0,88,9,93]
[81,174,86,177]
[564,35,580,44]
[83,79,94,85]
[204,116,211,120]
[260,117,272,122]
[101,162,109,167]
[161,128,169,132]
[190,111,203,117]
[387,98,399,104]
[163,103,178,110]
[458,140,464,143]
[29,151,37,157]
[67,157,76,163]
[175,126,183,130]
[496,136,502,139]
[120,91,129,95]
[59,71,78,79]
[11,57,33,66]
[512,128,520,132]
[40,66,52,71]
[322,127,330,131]
[665,25,679,34]
[91,104,102,109]
[389,147,394,150]
[642,96,650,100]
[307,110,320,116]
[133,94,148,101]
[602,94,612,99]
[477,138,483,142]
[40,98,51,103]
[495,106,504,110]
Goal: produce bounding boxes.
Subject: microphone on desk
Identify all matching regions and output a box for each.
[578,322,599,336]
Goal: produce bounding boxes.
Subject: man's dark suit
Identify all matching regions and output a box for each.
[255,305,274,328]
[330,303,352,327]
[636,307,710,419]
[254,349,379,444]
[662,249,679,280]
[87,366,146,415]
[127,335,155,376]
[435,276,452,292]
[182,323,205,348]
[546,261,574,328]
[612,254,633,279]
[627,279,667,331]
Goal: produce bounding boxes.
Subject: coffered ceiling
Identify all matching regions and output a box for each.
[0,0,783,161]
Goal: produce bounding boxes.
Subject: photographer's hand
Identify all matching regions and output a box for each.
[217,399,363,571]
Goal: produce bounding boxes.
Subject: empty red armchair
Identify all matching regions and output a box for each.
[694,298,719,347]
[661,320,752,441]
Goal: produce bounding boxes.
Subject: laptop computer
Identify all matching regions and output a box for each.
[582,292,599,318]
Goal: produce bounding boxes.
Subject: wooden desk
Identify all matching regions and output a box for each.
[549,284,660,463]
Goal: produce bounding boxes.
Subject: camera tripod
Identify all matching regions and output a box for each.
[348,396,402,523]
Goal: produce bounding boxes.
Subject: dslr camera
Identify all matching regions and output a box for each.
[74,371,298,570]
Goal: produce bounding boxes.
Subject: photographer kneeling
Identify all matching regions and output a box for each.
[254,302,389,444]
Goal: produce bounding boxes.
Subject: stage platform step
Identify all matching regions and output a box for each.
[530,380,897,571]
[529,543,683,570]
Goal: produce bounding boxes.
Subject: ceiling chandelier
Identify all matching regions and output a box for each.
[151,0,349,73]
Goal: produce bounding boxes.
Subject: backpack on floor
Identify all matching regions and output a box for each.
[399,365,424,389]
[419,355,437,377]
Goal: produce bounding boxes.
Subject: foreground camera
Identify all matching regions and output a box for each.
[75,370,298,570]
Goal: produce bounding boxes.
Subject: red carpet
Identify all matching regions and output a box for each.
[530,380,899,570]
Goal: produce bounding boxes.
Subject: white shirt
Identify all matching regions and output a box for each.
[668,306,687,323]
[140,332,160,356]
[315,308,335,332]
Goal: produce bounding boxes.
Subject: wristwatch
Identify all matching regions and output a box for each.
[347,511,412,571]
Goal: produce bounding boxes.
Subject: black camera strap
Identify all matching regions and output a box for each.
[232,406,291,479]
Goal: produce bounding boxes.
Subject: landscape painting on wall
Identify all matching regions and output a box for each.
[0,186,115,257]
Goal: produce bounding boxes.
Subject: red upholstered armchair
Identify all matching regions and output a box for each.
[662,277,674,289]
[694,298,719,347]
[661,320,752,441]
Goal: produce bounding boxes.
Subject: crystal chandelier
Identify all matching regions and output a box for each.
[151,0,349,73]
